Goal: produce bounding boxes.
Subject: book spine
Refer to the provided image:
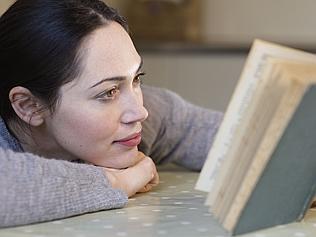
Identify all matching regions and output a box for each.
[298,182,316,220]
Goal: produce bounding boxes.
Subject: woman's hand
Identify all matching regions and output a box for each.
[103,152,159,197]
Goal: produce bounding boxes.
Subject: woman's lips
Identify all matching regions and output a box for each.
[114,132,142,147]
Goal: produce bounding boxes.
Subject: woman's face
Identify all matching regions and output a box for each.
[43,22,148,168]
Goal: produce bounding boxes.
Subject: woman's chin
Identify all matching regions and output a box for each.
[91,147,139,169]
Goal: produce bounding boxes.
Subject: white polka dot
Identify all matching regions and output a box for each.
[150,192,158,195]
[157,230,168,235]
[91,219,101,222]
[181,190,190,193]
[64,227,74,231]
[189,207,197,210]
[203,213,212,217]
[276,225,286,228]
[103,225,114,229]
[140,203,149,206]
[129,198,136,201]
[23,229,34,233]
[197,227,208,232]
[159,181,165,184]
[128,217,140,220]
[142,223,153,227]
[180,221,191,225]
[174,202,183,205]
[116,211,126,214]
[313,223,316,227]
[254,234,266,237]
[166,215,176,218]
[168,186,177,189]
[116,232,127,236]
[294,232,306,237]
[161,197,171,200]
[152,209,162,212]
[52,220,63,224]
[194,195,204,198]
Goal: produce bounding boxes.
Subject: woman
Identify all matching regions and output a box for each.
[0,0,222,227]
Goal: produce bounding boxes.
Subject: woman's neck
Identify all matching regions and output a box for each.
[8,122,76,161]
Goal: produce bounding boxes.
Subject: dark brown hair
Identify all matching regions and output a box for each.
[0,0,128,127]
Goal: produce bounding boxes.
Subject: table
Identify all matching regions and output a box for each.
[0,168,315,237]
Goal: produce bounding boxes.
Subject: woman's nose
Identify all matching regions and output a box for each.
[120,92,148,124]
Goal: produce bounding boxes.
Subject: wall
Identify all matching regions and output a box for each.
[2,0,316,46]
[200,0,316,47]
[142,52,246,111]
[0,0,14,15]
[139,0,316,110]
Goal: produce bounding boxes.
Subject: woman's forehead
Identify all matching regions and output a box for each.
[68,22,141,89]
[80,22,140,77]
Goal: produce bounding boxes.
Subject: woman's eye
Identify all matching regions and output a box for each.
[96,86,119,101]
[133,72,146,85]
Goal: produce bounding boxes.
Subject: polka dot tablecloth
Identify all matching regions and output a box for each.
[0,169,315,237]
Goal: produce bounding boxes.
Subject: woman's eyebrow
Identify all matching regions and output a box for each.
[89,59,143,89]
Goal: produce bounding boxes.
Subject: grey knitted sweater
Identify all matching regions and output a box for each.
[0,85,222,227]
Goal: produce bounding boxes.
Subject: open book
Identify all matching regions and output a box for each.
[195,39,316,235]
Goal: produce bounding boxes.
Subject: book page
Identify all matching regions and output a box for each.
[207,60,278,211]
[195,40,316,193]
[213,63,288,219]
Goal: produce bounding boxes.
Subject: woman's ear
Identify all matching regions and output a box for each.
[9,86,45,126]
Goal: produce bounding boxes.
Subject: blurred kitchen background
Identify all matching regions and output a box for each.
[1,0,316,111]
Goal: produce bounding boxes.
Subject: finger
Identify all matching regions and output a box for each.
[137,151,145,159]
[151,170,160,186]
[137,184,153,193]
[128,151,146,167]
[123,157,156,196]
[137,181,157,193]
[136,168,160,194]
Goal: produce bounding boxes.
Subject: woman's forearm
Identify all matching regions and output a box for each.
[0,148,127,227]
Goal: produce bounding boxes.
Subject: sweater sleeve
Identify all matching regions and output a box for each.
[140,85,223,171]
[0,148,128,228]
